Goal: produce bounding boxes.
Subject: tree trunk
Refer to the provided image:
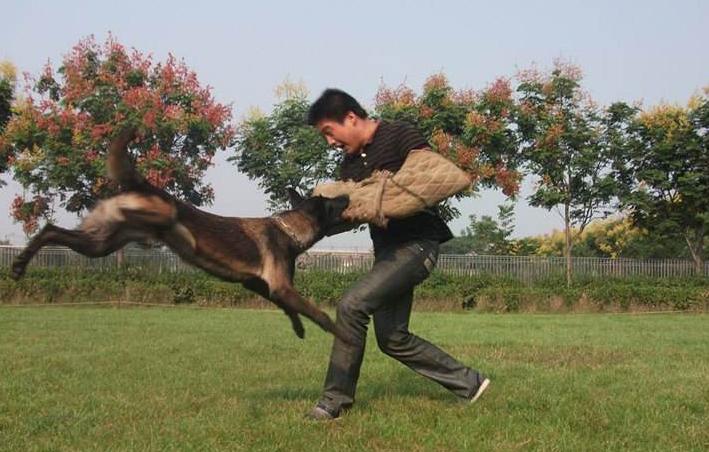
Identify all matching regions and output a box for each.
[685,226,705,277]
[693,254,705,277]
[116,248,125,267]
[565,202,573,287]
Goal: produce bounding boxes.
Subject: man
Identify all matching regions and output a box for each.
[305,89,490,421]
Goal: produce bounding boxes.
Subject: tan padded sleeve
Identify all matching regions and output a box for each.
[313,149,471,227]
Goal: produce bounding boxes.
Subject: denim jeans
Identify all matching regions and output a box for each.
[319,238,484,412]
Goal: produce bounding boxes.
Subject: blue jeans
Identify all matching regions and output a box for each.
[319,239,484,412]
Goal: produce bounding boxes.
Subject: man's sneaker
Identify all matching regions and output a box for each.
[304,403,341,421]
[469,377,490,403]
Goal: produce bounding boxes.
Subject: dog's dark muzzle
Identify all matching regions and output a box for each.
[324,195,353,235]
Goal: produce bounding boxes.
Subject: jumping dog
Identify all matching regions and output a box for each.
[10,128,350,341]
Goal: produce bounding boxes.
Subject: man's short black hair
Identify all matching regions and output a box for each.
[307,89,368,125]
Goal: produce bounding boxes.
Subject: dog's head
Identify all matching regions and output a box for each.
[287,188,350,234]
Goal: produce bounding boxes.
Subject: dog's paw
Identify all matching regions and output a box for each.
[290,315,305,339]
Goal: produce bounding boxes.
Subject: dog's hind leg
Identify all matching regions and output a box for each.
[10,224,137,280]
[12,192,177,279]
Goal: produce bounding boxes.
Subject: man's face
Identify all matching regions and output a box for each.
[315,112,363,155]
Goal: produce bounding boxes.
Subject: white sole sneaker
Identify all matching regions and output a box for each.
[470,378,490,403]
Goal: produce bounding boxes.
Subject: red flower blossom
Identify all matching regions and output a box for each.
[90,123,112,140]
[466,111,486,129]
[484,78,512,104]
[142,109,157,129]
[423,73,448,93]
[420,105,435,119]
[452,88,477,105]
[84,149,99,162]
[455,145,479,169]
[495,166,521,196]
[431,130,452,155]
[375,84,416,109]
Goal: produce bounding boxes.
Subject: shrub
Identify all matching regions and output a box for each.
[0,268,706,312]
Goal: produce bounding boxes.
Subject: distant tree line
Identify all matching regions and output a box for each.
[440,205,696,262]
[0,37,706,281]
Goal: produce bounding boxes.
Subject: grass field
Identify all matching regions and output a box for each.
[0,306,707,451]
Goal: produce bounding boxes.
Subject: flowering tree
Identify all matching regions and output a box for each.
[375,73,523,221]
[0,36,234,234]
[516,61,616,285]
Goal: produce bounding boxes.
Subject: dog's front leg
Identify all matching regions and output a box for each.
[242,278,305,339]
[269,301,305,339]
[269,284,349,343]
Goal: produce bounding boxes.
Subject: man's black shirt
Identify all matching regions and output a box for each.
[339,120,454,251]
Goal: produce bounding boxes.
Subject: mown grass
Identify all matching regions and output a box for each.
[0,307,707,451]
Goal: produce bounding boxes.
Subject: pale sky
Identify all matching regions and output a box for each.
[1,0,707,250]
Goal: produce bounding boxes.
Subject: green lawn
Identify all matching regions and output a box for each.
[0,307,707,451]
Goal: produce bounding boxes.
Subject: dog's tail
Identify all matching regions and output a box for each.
[107,127,143,189]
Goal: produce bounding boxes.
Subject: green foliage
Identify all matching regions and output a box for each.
[505,216,697,259]
[1,267,705,312]
[0,70,13,133]
[0,61,17,184]
[293,270,363,304]
[231,84,340,210]
[441,202,517,255]
[609,92,709,273]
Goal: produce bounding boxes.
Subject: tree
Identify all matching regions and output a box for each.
[465,203,516,255]
[610,90,709,274]
[0,60,17,184]
[510,236,541,256]
[0,35,234,234]
[231,81,340,211]
[438,234,476,255]
[440,202,516,255]
[516,61,616,285]
[0,61,15,131]
[375,73,522,220]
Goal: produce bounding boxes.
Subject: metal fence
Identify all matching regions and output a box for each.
[2,245,706,282]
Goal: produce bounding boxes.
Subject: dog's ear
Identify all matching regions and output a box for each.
[287,188,305,208]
